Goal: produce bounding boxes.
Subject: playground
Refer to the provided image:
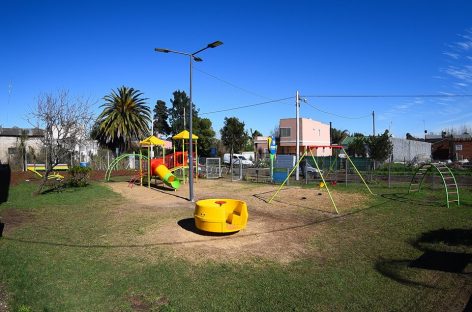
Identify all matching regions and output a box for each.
[1,137,471,310]
[1,166,471,310]
[105,179,370,263]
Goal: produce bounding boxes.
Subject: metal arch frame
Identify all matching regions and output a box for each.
[105,153,148,182]
[408,163,460,208]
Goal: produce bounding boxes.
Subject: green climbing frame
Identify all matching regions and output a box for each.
[105,153,148,182]
[408,162,460,208]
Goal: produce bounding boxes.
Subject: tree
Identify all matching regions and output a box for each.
[347,134,367,157]
[367,130,393,165]
[193,117,216,157]
[169,90,196,136]
[406,133,416,140]
[152,100,171,137]
[331,127,349,144]
[15,129,29,171]
[29,90,93,194]
[220,117,248,172]
[245,128,262,151]
[94,86,150,153]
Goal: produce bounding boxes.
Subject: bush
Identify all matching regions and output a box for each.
[68,166,91,187]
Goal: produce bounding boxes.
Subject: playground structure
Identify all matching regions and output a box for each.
[171,130,198,184]
[105,131,201,191]
[27,163,69,180]
[408,162,460,208]
[194,198,249,233]
[268,145,375,214]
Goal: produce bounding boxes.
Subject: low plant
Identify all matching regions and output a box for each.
[67,166,92,187]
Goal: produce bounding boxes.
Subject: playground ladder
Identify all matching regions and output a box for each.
[434,163,460,208]
[408,163,460,208]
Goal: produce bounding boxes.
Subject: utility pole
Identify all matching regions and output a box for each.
[329,122,332,145]
[372,110,376,171]
[295,91,300,181]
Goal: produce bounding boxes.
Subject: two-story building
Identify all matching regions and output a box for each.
[278,118,332,156]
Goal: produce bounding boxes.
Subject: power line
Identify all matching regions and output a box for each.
[303,94,472,98]
[304,102,371,119]
[194,67,272,100]
[200,97,292,115]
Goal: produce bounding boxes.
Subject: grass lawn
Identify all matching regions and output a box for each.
[0,180,471,311]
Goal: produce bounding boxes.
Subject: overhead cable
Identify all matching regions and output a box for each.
[303,94,472,98]
[200,97,293,115]
[304,102,371,119]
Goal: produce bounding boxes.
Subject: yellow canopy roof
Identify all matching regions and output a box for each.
[139,135,165,146]
[172,130,198,140]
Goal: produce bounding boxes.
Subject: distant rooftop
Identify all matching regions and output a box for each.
[0,127,44,137]
[425,134,442,140]
[452,133,471,139]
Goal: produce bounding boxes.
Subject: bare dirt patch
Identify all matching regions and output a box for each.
[0,209,35,235]
[106,180,370,264]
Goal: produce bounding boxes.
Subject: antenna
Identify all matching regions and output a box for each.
[6,80,13,125]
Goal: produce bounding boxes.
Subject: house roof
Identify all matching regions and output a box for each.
[0,127,44,137]
[452,134,471,139]
[341,137,355,146]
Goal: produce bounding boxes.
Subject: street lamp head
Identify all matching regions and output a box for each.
[193,56,203,62]
[207,40,223,48]
[155,48,170,53]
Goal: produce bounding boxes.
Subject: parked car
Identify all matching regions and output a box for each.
[300,159,323,178]
[223,153,254,166]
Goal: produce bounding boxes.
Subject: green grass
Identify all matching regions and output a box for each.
[1,182,471,311]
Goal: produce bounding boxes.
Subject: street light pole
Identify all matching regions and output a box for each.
[154,40,223,202]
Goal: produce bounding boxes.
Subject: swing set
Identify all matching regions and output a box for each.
[268,145,375,214]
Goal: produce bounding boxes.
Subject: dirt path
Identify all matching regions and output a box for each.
[107,179,369,264]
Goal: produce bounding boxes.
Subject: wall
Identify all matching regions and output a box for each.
[453,140,472,160]
[391,138,431,162]
[0,137,43,164]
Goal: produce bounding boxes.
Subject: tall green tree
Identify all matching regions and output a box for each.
[169,90,196,136]
[367,130,393,164]
[220,117,248,171]
[95,86,150,153]
[347,133,367,157]
[193,117,216,157]
[152,100,171,137]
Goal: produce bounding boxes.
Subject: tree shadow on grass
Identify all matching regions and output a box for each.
[375,228,472,288]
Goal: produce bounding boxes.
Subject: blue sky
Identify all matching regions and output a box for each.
[1,0,472,138]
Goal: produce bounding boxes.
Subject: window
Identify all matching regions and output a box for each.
[455,144,463,151]
[8,147,18,155]
[279,127,291,137]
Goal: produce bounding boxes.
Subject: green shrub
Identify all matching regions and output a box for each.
[68,166,92,187]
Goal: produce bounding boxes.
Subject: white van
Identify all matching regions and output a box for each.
[223,153,254,166]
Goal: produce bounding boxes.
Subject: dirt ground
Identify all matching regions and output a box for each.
[107,178,369,264]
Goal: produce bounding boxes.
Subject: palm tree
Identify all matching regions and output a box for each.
[331,127,349,144]
[95,86,150,153]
